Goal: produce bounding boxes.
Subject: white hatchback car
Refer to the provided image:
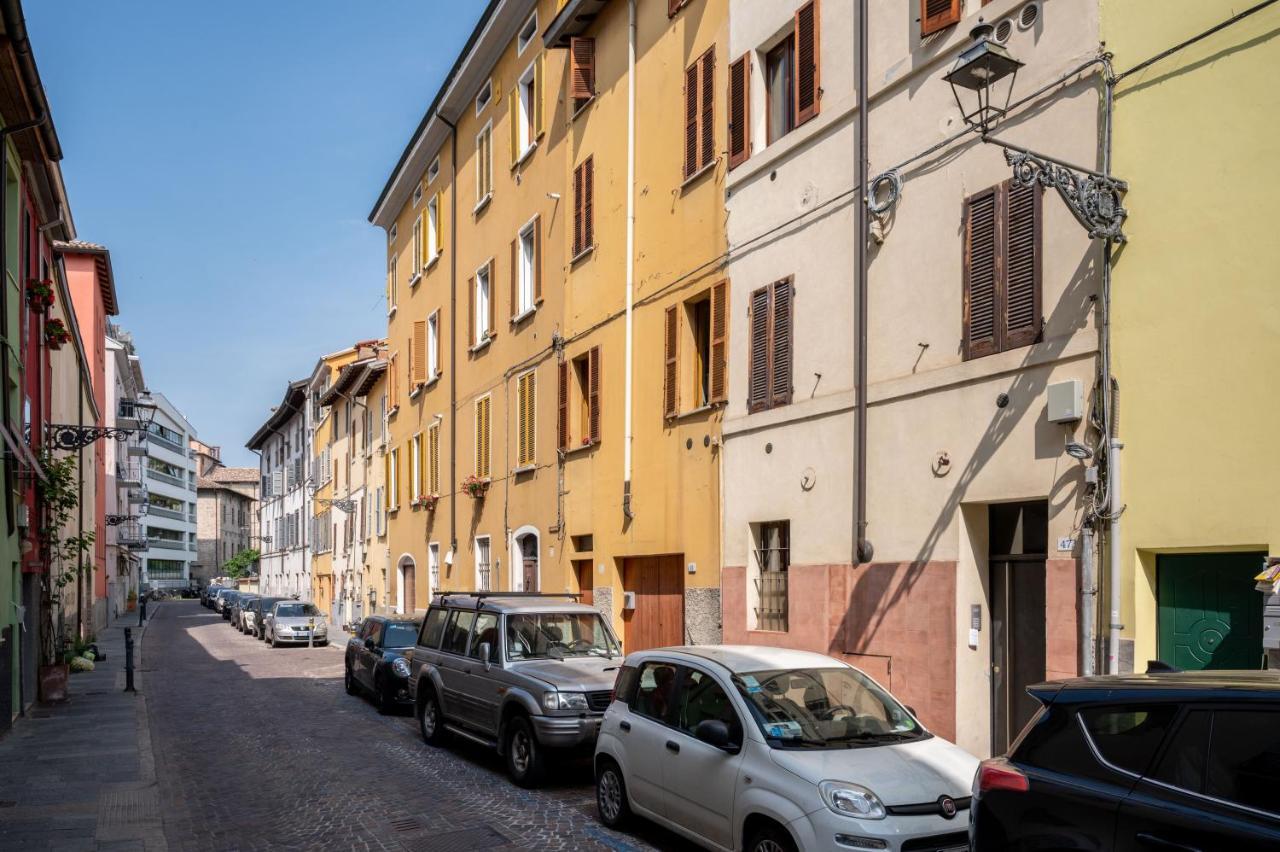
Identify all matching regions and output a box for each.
[594,646,978,852]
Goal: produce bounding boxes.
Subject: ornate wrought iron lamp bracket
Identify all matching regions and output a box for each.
[46,424,140,452]
[315,497,356,514]
[1000,143,1129,243]
[105,514,139,526]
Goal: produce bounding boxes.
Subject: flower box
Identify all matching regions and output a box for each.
[25,278,54,312]
[45,318,71,350]
[461,476,490,499]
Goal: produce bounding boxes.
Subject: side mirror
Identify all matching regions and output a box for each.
[364,637,377,651]
[905,705,918,718]
[479,641,492,670]
[694,719,740,754]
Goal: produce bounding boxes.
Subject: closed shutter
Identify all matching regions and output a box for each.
[963,181,1042,359]
[557,361,569,450]
[508,88,519,167]
[770,278,794,407]
[534,53,545,138]
[1004,180,1040,349]
[684,62,699,179]
[383,454,390,509]
[418,210,429,268]
[533,214,542,301]
[709,280,728,403]
[921,0,962,36]
[476,397,491,478]
[795,1,820,125]
[728,54,750,169]
[272,470,284,495]
[663,305,679,418]
[518,372,536,467]
[747,286,770,412]
[412,320,427,385]
[573,162,584,256]
[570,38,595,108]
[388,352,399,409]
[428,423,440,495]
[588,346,601,444]
[582,157,594,252]
[700,49,715,171]
[963,187,999,360]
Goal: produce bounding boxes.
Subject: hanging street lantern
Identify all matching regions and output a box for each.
[944,22,1023,135]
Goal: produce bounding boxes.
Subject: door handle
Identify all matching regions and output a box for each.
[619,721,631,732]
[665,740,680,753]
[1136,833,1201,852]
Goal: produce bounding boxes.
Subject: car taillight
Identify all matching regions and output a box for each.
[974,757,1029,796]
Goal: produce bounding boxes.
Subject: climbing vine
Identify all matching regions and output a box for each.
[222,548,260,579]
[36,449,95,590]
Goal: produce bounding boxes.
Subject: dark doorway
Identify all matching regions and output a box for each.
[1158,552,1264,671]
[990,500,1048,755]
[518,534,539,593]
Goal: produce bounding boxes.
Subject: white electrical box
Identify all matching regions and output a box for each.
[622,591,636,610]
[1046,379,1083,423]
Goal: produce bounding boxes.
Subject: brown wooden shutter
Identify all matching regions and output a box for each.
[588,345,601,444]
[406,333,415,391]
[795,1,820,125]
[663,305,679,418]
[534,53,545,139]
[389,353,399,410]
[573,162,584,256]
[709,280,728,403]
[667,0,684,16]
[570,38,594,105]
[921,0,962,36]
[962,187,999,360]
[557,361,569,450]
[1003,180,1041,349]
[508,88,519,167]
[583,157,594,251]
[700,49,715,171]
[728,54,750,169]
[684,62,699,179]
[468,276,476,346]
[412,320,427,385]
[770,278,793,407]
[533,215,542,301]
[510,237,518,320]
[487,259,496,336]
[747,286,770,412]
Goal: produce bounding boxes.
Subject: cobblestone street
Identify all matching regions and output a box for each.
[145,601,694,851]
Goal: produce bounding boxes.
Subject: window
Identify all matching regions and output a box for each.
[963,180,1041,360]
[765,36,793,145]
[418,607,447,648]
[1081,705,1178,776]
[684,48,716,179]
[1204,709,1280,815]
[429,542,440,592]
[517,11,537,55]
[664,282,728,418]
[747,278,793,412]
[631,661,680,723]
[752,521,790,631]
[411,433,423,502]
[512,217,540,318]
[426,156,440,185]
[765,2,820,146]
[410,216,422,280]
[475,122,493,208]
[572,157,594,258]
[511,56,544,164]
[476,536,492,591]
[387,351,400,411]
[389,222,398,243]
[427,310,440,378]
[427,420,440,495]
[411,319,427,388]
[475,78,492,115]
[469,612,499,661]
[1150,709,1210,792]
[442,609,476,655]
[386,447,400,511]
[516,370,536,467]
[570,37,595,114]
[471,261,494,345]
[921,0,962,37]
[676,668,741,742]
[558,346,600,450]
[387,254,398,314]
[426,193,441,263]
[412,183,423,205]
[474,395,491,478]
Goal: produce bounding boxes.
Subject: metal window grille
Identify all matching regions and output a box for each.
[753,521,790,631]
[476,538,491,591]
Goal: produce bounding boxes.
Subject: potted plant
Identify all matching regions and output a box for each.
[419,493,439,511]
[126,588,137,612]
[25,278,54,312]
[461,474,489,499]
[45,318,71,349]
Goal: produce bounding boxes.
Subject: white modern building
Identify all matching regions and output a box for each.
[139,392,199,590]
[247,379,311,598]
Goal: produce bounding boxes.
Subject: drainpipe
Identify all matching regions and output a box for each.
[440,115,460,561]
[1080,523,1096,676]
[853,0,872,565]
[621,0,636,521]
[1107,439,1124,673]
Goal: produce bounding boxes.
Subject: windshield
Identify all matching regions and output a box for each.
[733,668,927,749]
[383,623,418,648]
[506,613,620,660]
[256,598,282,612]
[275,603,321,618]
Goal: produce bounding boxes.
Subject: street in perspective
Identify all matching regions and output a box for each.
[2,0,1280,850]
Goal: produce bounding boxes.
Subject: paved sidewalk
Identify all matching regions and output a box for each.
[0,607,165,851]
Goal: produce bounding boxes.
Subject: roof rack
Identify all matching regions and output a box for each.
[433,591,583,609]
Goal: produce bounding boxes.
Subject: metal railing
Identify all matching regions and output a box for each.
[146,468,184,488]
[753,571,789,632]
[117,522,147,548]
[146,505,184,521]
[147,432,185,454]
[146,538,187,552]
[116,463,141,484]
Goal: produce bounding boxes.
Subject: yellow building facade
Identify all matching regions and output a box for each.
[1106,0,1280,669]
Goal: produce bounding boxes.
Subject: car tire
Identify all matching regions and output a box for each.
[270,633,279,649]
[418,689,447,745]
[747,823,797,852]
[504,715,546,788]
[595,757,631,829]
[344,665,357,696]
[373,673,390,714]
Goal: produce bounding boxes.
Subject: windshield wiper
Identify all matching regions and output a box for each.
[830,731,919,743]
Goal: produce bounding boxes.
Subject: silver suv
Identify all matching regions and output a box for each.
[410,592,623,787]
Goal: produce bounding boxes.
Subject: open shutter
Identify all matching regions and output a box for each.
[684,62,699,179]
[582,157,594,252]
[1003,180,1041,349]
[557,361,569,450]
[709,280,728,403]
[412,320,427,385]
[533,215,542,301]
[468,276,476,346]
[433,312,442,376]
[728,54,750,169]
[388,352,399,410]
[962,187,999,360]
[747,286,769,412]
[663,305,679,418]
[508,88,519,167]
[572,162,584,256]
[921,0,962,36]
[588,346,601,444]
[406,333,415,391]
[570,38,595,105]
[700,49,715,171]
[770,279,793,407]
[795,1,820,125]
[433,192,443,256]
[510,237,518,320]
[487,260,496,335]
[534,52,545,138]
[418,211,429,269]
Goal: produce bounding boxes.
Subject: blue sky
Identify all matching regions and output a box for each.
[25,2,482,466]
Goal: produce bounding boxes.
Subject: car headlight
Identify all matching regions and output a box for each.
[542,691,589,712]
[819,781,886,820]
[391,657,411,678]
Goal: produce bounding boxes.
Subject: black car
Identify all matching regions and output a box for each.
[248,596,285,639]
[344,616,420,714]
[201,585,222,608]
[221,591,241,621]
[972,668,1280,851]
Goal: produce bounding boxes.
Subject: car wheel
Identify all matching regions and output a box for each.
[418,689,447,745]
[747,823,797,852]
[595,758,631,829]
[344,665,357,696]
[270,632,279,649]
[505,716,545,788]
[372,673,390,714]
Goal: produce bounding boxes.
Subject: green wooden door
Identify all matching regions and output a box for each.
[1157,553,1264,670]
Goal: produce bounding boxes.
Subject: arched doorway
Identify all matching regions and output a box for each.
[397,555,417,614]
[512,528,539,592]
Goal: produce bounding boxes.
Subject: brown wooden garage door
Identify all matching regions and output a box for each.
[622,555,684,651]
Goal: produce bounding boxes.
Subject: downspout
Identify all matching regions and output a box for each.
[853,0,872,565]
[622,0,636,520]
[440,114,460,562]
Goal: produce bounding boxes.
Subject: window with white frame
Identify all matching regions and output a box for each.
[429,542,440,594]
[475,78,492,114]
[427,310,440,377]
[426,156,440,185]
[475,265,491,343]
[517,221,536,316]
[388,448,399,511]
[410,216,422,279]
[475,123,493,206]
[517,63,537,157]
[426,194,440,261]
[413,183,423,205]
[517,11,537,54]
[387,255,398,313]
[389,223,398,243]
[475,535,492,591]
[410,433,422,502]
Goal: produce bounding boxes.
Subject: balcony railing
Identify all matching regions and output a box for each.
[117,522,147,548]
[146,468,184,488]
[127,487,149,505]
[116,463,142,485]
[147,505,185,522]
[188,542,198,551]
[147,432,185,455]
[146,538,187,552]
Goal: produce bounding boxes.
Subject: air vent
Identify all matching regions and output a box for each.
[1019,2,1040,29]
[994,19,1013,44]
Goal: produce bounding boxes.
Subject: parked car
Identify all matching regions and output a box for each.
[410,592,622,787]
[215,589,238,617]
[345,615,420,713]
[263,601,328,647]
[971,669,1280,851]
[247,597,285,639]
[201,585,223,608]
[595,645,978,852]
[234,594,260,633]
[223,591,245,623]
